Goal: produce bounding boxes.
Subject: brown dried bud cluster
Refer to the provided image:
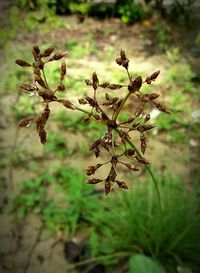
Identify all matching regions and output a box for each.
[16,45,74,144]
[16,47,171,194]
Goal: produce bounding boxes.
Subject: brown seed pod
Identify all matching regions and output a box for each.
[123,163,140,171]
[137,125,155,132]
[87,178,103,184]
[100,82,110,88]
[120,49,127,61]
[59,99,75,110]
[105,178,112,195]
[19,83,37,92]
[128,76,143,93]
[149,93,160,100]
[57,83,65,92]
[18,117,34,127]
[124,149,135,157]
[92,72,99,90]
[116,57,123,66]
[42,47,54,57]
[150,70,160,81]
[60,61,66,77]
[15,59,32,67]
[154,102,171,115]
[140,134,147,154]
[52,52,68,60]
[78,97,88,105]
[107,84,123,90]
[87,164,102,176]
[85,79,92,85]
[34,75,47,89]
[135,155,150,164]
[144,114,150,123]
[32,45,40,60]
[115,180,128,189]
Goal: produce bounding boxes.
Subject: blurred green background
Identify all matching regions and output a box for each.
[0,1,200,273]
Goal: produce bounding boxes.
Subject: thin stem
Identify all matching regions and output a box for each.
[74,106,90,115]
[126,69,132,82]
[115,127,162,212]
[69,251,132,269]
[42,69,49,89]
[113,92,131,121]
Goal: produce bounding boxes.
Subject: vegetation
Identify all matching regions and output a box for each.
[1,1,199,273]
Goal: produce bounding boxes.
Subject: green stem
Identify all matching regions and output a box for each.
[69,251,132,269]
[114,92,131,121]
[115,127,162,212]
[42,69,49,89]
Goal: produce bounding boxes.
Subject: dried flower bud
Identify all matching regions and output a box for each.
[53,52,68,60]
[109,166,117,181]
[103,97,119,106]
[87,178,103,184]
[120,49,126,61]
[39,128,47,144]
[140,134,147,154]
[59,99,75,110]
[154,102,171,115]
[124,163,140,171]
[57,83,65,92]
[32,45,40,60]
[33,67,41,76]
[34,75,47,88]
[60,61,66,76]
[19,83,37,92]
[150,70,160,81]
[128,76,142,93]
[135,155,150,164]
[122,59,129,70]
[89,139,101,151]
[15,59,31,67]
[116,58,123,66]
[137,125,155,132]
[115,180,128,189]
[105,178,111,195]
[107,84,123,90]
[144,114,150,122]
[105,93,111,100]
[42,47,54,57]
[85,79,92,85]
[145,76,152,84]
[149,93,160,100]
[92,72,99,90]
[124,149,135,157]
[87,164,102,176]
[100,82,110,88]
[18,117,34,127]
[78,97,88,105]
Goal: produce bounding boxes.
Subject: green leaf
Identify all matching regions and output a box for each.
[128,255,167,273]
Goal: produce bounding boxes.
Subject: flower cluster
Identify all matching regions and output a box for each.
[16,47,171,194]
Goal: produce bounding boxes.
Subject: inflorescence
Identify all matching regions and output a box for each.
[16,46,171,195]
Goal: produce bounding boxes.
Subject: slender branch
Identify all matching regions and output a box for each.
[69,251,132,269]
[113,92,131,121]
[116,127,162,212]
[42,69,49,89]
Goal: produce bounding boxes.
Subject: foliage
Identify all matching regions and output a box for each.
[8,165,102,235]
[128,254,167,273]
[89,175,200,272]
[116,0,145,24]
